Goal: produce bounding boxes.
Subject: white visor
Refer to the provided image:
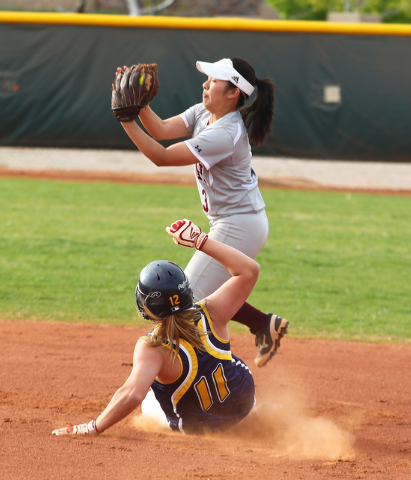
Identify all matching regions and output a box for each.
[196,58,255,96]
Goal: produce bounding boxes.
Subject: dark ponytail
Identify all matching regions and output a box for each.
[230,58,275,147]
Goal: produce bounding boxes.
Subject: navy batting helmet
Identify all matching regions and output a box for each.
[135,260,194,320]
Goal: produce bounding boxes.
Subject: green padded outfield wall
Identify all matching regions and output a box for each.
[0,13,410,160]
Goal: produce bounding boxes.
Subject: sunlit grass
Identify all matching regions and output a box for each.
[1,177,410,342]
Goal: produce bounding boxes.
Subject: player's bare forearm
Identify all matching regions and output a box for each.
[95,384,143,432]
[202,237,260,281]
[122,121,166,163]
[166,220,259,282]
[53,384,143,435]
[121,121,196,167]
[138,107,188,140]
[138,107,166,139]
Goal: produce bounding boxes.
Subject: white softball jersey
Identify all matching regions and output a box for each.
[180,103,269,301]
[180,103,265,220]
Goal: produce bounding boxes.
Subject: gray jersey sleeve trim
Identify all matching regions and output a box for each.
[180,113,189,129]
[233,123,242,146]
[208,169,214,187]
[184,140,211,170]
[241,178,259,189]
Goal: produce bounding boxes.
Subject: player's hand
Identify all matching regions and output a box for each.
[166,219,208,251]
[52,419,100,436]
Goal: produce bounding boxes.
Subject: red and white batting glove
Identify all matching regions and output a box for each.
[166,219,208,251]
[52,419,100,436]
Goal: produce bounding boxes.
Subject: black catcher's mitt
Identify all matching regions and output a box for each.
[111,63,159,122]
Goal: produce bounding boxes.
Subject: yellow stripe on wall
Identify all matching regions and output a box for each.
[1,11,411,37]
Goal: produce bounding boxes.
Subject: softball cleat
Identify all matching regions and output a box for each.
[251,314,289,368]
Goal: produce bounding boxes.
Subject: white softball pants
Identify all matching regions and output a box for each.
[184,210,269,302]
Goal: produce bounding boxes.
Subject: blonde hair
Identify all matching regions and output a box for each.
[142,305,206,361]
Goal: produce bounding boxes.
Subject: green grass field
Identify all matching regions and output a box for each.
[1,176,410,342]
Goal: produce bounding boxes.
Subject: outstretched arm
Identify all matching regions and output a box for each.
[94,338,162,432]
[52,337,163,435]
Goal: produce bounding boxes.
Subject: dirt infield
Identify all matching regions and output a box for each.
[1,319,410,480]
[2,167,411,197]
[1,146,411,194]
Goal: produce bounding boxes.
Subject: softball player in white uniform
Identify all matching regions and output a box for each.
[181,102,268,298]
[119,57,289,367]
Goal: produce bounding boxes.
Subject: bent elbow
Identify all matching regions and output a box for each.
[151,150,171,167]
[251,261,260,281]
[151,133,164,141]
[150,158,162,167]
[130,392,145,406]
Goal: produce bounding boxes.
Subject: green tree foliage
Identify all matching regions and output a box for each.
[266,0,411,22]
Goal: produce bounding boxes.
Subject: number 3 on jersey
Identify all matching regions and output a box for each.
[196,163,209,213]
[201,189,209,213]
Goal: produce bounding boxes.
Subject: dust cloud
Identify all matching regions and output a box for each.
[131,389,354,460]
[131,412,172,435]
[226,391,355,460]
